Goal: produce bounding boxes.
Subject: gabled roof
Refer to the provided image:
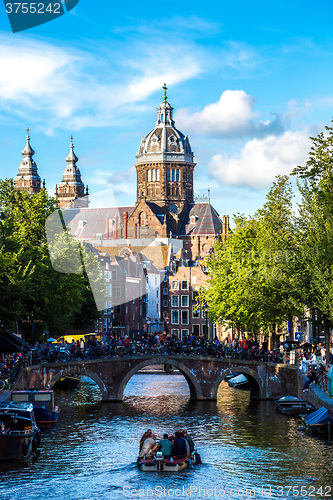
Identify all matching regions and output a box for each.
[63,207,135,239]
[179,202,224,236]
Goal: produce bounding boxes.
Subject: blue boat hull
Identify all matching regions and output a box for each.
[33,407,60,425]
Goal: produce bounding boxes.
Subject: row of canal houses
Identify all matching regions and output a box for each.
[65,206,217,340]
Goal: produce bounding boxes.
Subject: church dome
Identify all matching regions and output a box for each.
[136,86,194,165]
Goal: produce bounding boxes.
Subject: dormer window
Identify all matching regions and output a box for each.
[190,215,198,224]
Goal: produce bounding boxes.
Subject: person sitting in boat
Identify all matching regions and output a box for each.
[157,434,173,458]
[139,429,152,454]
[171,431,190,458]
[139,433,158,458]
[183,429,195,453]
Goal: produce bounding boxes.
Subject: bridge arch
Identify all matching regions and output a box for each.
[49,367,108,400]
[211,366,263,399]
[117,357,203,401]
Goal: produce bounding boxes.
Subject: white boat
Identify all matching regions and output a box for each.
[138,451,201,472]
[228,374,249,389]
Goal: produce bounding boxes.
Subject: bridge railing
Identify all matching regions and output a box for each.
[28,342,288,365]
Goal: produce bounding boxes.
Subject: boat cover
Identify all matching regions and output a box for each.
[305,406,333,426]
[277,395,307,404]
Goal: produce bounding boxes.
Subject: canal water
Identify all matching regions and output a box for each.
[1,370,333,500]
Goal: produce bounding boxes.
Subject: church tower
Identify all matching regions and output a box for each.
[55,136,89,208]
[128,85,195,237]
[15,128,42,194]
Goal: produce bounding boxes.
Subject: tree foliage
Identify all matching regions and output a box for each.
[200,175,302,344]
[0,179,100,339]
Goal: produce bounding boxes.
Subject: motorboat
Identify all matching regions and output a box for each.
[276,395,315,415]
[304,406,333,436]
[228,374,249,389]
[138,451,201,472]
[0,401,41,461]
[11,389,60,425]
[53,375,80,390]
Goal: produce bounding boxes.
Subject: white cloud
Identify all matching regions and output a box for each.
[175,90,285,138]
[0,35,203,133]
[208,130,311,189]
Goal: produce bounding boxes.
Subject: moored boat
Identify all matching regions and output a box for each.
[228,374,249,389]
[53,375,80,390]
[11,389,60,425]
[276,395,315,415]
[0,401,41,461]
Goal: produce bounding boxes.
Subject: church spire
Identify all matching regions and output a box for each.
[15,128,41,194]
[55,136,89,208]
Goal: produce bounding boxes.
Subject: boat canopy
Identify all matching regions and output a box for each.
[305,406,333,426]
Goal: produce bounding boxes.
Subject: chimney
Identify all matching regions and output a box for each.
[106,218,109,240]
[124,211,128,239]
[114,215,118,240]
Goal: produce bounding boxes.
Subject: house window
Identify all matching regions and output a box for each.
[176,169,180,181]
[114,305,121,314]
[192,307,200,318]
[163,300,168,307]
[112,270,117,281]
[163,275,168,282]
[163,311,168,319]
[163,287,168,295]
[181,310,189,325]
[181,280,189,290]
[171,329,179,337]
[171,280,179,290]
[107,284,112,297]
[181,295,189,307]
[152,169,156,182]
[171,296,179,307]
[156,169,160,181]
[181,329,189,339]
[172,169,175,181]
[113,286,121,298]
[167,169,171,181]
[148,170,151,182]
[171,310,179,324]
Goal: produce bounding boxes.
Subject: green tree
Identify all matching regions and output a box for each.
[292,121,333,358]
[201,175,301,346]
[0,179,100,339]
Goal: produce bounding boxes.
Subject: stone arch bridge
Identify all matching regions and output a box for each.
[17,356,299,402]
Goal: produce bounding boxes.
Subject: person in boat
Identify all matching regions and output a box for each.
[157,434,173,458]
[183,429,195,453]
[139,429,152,454]
[171,431,190,458]
[139,433,157,458]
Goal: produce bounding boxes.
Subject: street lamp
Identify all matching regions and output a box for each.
[203,304,209,356]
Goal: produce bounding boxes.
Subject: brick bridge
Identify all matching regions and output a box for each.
[17,356,299,402]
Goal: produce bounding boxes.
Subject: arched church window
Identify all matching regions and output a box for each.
[152,170,156,182]
[176,170,180,181]
[148,170,151,182]
[172,169,175,181]
[156,169,160,181]
[167,169,171,181]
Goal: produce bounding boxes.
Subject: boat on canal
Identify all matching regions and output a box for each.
[276,395,315,415]
[228,373,249,389]
[138,451,201,472]
[0,401,41,461]
[11,389,60,424]
[53,375,80,390]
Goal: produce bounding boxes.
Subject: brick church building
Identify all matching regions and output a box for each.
[13,86,230,338]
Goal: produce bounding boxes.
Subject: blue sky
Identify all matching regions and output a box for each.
[0,0,333,219]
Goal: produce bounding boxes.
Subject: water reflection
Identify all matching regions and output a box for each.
[0,373,332,500]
